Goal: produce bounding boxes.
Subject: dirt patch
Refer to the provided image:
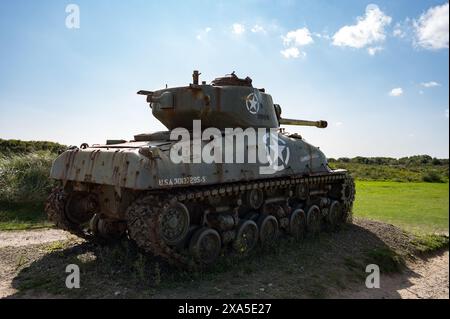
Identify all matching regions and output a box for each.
[0,230,81,298]
[0,229,71,248]
[333,250,449,299]
[0,219,448,299]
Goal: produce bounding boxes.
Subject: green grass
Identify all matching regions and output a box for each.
[412,234,449,253]
[353,181,449,234]
[363,247,405,273]
[0,204,52,231]
[0,151,56,204]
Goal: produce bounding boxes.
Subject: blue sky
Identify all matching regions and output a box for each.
[0,0,448,158]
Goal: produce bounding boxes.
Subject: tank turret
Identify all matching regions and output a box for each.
[138,71,327,131]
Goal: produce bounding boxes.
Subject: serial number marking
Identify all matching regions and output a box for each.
[158,176,206,186]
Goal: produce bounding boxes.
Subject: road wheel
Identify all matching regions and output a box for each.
[289,208,307,240]
[306,205,321,236]
[189,227,222,265]
[327,201,342,231]
[126,196,190,266]
[257,215,279,246]
[233,220,259,254]
[159,201,190,246]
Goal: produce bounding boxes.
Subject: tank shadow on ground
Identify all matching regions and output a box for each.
[8,220,422,299]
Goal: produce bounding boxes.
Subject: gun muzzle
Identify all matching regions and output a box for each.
[279,118,328,128]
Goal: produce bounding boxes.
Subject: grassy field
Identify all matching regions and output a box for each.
[328,161,448,183]
[0,204,51,231]
[353,181,449,234]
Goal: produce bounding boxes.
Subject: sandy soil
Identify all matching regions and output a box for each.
[0,229,71,298]
[334,250,449,299]
[0,229,70,248]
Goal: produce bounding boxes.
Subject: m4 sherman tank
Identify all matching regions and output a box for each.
[46,71,355,267]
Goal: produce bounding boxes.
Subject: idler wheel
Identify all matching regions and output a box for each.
[160,201,190,246]
[289,208,307,240]
[65,192,98,225]
[233,220,259,254]
[341,177,356,204]
[257,215,279,245]
[45,187,96,239]
[246,189,264,210]
[189,227,222,265]
[306,205,321,236]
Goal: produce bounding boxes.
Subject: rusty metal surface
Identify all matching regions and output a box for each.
[50,133,329,190]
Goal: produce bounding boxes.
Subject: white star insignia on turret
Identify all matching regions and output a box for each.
[246,93,260,114]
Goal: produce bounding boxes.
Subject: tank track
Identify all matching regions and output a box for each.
[45,187,92,239]
[126,170,355,268]
[126,196,192,267]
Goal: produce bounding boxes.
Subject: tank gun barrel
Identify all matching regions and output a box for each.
[279,118,328,128]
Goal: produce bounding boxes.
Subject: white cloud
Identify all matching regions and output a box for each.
[367,46,383,55]
[251,24,266,34]
[282,28,314,46]
[420,81,441,88]
[446,109,449,118]
[414,2,449,50]
[280,47,304,59]
[335,122,343,127]
[280,27,313,59]
[232,23,245,35]
[389,87,403,97]
[332,4,392,50]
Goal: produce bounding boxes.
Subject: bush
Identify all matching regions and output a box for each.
[0,152,56,205]
[422,171,444,183]
[0,139,66,156]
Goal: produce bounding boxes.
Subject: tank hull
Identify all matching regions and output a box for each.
[50,133,330,191]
